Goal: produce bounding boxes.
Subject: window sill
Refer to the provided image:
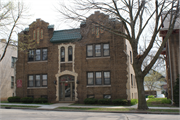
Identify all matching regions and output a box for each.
[86,56,110,60]
[86,85,111,87]
[28,61,48,63]
[27,87,47,89]
[60,61,73,63]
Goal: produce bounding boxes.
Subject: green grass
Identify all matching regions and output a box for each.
[147,98,174,107]
[0,105,40,108]
[57,107,180,113]
[0,101,52,105]
[70,103,132,106]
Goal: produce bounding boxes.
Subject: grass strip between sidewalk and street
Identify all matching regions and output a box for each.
[0,105,40,108]
[57,107,180,113]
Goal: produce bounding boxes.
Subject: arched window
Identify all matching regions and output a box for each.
[61,47,65,62]
[68,46,72,61]
[41,29,43,39]
[33,30,36,40]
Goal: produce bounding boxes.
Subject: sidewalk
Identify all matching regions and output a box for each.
[1,103,180,110]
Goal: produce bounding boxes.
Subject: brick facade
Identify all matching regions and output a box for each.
[16,12,136,103]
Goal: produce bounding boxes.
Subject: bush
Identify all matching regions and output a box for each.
[8,96,21,103]
[84,98,98,104]
[148,95,155,98]
[131,99,138,105]
[33,98,48,103]
[112,99,128,105]
[161,99,171,104]
[20,97,34,103]
[98,99,111,105]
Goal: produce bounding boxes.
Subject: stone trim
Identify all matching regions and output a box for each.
[86,56,110,60]
[28,61,48,63]
[27,87,48,89]
[86,85,111,87]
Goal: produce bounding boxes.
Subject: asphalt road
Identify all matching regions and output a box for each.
[0,109,180,120]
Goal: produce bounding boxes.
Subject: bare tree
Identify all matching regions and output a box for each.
[0,1,29,62]
[57,0,179,110]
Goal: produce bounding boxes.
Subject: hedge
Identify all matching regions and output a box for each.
[84,98,98,104]
[161,99,171,104]
[148,95,155,98]
[7,96,21,103]
[20,97,34,103]
[98,99,111,105]
[112,99,128,105]
[131,99,138,105]
[33,98,48,103]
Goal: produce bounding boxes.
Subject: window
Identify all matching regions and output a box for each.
[61,47,65,62]
[41,29,43,39]
[87,71,111,85]
[42,49,47,60]
[35,49,41,61]
[28,74,47,87]
[130,51,132,63]
[95,72,102,85]
[28,75,34,87]
[103,44,109,56]
[104,72,110,85]
[33,30,36,40]
[95,44,101,56]
[103,94,111,99]
[11,76,14,88]
[87,72,94,85]
[68,46,72,61]
[35,75,40,87]
[28,49,48,62]
[87,43,110,58]
[42,74,47,86]
[87,45,93,57]
[131,74,133,86]
[11,57,17,68]
[37,28,40,43]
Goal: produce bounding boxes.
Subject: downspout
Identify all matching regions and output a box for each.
[167,39,173,105]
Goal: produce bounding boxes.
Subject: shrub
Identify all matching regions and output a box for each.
[20,97,34,103]
[84,98,98,104]
[148,95,155,98]
[131,99,138,105]
[161,99,171,104]
[33,98,48,103]
[98,99,111,105]
[8,96,21,103]
[112,99,128,105]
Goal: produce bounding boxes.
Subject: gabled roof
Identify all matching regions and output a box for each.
[50,29,82,43]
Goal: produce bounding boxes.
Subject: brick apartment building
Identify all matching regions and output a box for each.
[16,11,137,103]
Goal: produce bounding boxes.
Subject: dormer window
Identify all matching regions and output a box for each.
[68,46,72,61]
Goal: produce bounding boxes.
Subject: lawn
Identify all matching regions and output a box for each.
[0,101,52,105]
[0,105,40,108]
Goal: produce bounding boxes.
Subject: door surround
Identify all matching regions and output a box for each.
[55,70,78,101]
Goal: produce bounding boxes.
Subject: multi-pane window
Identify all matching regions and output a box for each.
[103,44,110,56]
[87,72,93,85]
[87,71,111,85]
[28,49,48,61]
[28,74,47,87]
[104,72,110,85]
[35,49,41,61]
[11,57,17,68]
[11,76,14,88]
[35,75,41,87]
[96,72,102,85]
[87,45,93,57]
[61,47,65,62]
[28,75,34,87]
[87,43,109,57]
[103,94,111,99]
[42,74,47,86]
[95,45,101,57]
[68,46,72,61]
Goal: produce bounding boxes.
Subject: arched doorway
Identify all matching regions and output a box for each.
[59,75,75,101]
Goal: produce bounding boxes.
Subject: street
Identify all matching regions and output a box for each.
[0,109,180,120]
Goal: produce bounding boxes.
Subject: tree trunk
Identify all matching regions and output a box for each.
[136,74,149,110]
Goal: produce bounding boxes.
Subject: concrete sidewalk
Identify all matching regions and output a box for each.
[1,103,180,110]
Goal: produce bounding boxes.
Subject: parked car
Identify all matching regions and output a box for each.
[156,94,165,98]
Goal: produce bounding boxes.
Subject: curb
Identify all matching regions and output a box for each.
[1,107,180,115]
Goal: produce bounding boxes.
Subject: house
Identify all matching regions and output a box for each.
[160,14,179,100]
[16,11,137,103]
[0,39,17,101]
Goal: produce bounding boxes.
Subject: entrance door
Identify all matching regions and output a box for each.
[59,75,75,101]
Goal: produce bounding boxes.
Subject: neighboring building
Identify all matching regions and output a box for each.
[160,14,180,100]
[0,39,17,101]
[16,11,137,103]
